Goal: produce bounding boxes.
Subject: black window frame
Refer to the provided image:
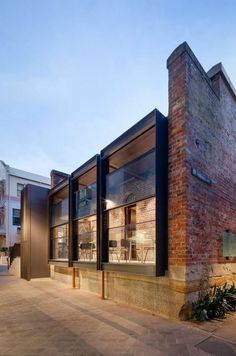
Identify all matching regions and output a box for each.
[49,109,168,276]
[48,179,69,263]
[100,109,168,276]
[70,155,100,269]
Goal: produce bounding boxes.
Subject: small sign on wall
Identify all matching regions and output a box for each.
[223,231,236,257]
[191,167,212,185]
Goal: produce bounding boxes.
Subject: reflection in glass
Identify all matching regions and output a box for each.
[74,183,96,219]
[51,224,68,259]
[76,215,97,261]
[108,198,155,264]
[106,150,155,209]
[51,187,69,227]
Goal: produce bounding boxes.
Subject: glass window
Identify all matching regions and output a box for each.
[50,186,69,227]
[76,215,97,262]
[74,182,96,219]
[108,198,155,264]
[0,207,4,225]
[74,167,97,219]
[72,167,97,262]
[13,209,21,226]
[51,224,68,259]
[108,127,155,173]
[106,150,155,209]
[17,183,25,197]
[0,180,5,200]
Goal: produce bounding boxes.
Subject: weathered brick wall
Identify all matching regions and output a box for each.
[167,49,188,268]
[50,170,69,188]
[168,42,236,284]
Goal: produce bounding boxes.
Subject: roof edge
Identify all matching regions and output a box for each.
[207,62,236,101]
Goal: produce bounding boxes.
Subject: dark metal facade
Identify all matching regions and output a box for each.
[21,185,50,280]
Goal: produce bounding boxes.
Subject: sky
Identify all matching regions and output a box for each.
[0,0,236,177]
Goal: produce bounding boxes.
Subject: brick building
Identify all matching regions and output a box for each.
[21,42,236,319]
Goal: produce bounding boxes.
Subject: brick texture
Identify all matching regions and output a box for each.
[50,170,69,188]
[168,43,236,282]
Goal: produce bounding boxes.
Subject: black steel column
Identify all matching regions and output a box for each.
[68,176,74,267]
[96,155,101,270]
[155,112,168,276]
[48,195,52,260]
[100,156,109,265]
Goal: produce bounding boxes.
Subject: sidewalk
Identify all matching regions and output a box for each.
[0,275,235,355]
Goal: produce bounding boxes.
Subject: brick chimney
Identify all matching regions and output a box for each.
[50,170,69,188]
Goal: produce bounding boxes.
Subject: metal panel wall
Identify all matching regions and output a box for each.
[21,185,50,280]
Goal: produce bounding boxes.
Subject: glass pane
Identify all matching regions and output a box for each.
[106,150,155,209]
[51,187,69,227]
[51,224,68,259]
[108,126,155,172]
[13,209,21,226]
[76,215,97,262]
[108,198,155,264]
[74,182,97,219]
[108,221,155,264]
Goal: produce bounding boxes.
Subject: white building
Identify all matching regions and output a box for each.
[0,160,50,248]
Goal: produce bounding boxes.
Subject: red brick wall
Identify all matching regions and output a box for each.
[167,43,236,273]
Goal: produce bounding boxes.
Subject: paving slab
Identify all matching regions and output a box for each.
[0,275,235,355]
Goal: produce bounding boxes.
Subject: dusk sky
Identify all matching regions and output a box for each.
[1,0,236,177]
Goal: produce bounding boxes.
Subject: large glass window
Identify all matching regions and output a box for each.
[106,150,155,209]
[76,215,97,262]
[73,167,97,262]
[74,182,96,219]
[74,167,97,219]
[108,197,155,264]
[50,186,69,260]
[51,187,69,227]
[105,126,156,265]
[51,224,68,260]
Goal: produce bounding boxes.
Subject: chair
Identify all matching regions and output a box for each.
[79,243,89,260]
[120,239,129,261]
[79,242,96,261]
[109,240,119,262]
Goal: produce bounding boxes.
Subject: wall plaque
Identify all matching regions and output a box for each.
[191,167,212,185]
[223,231,236,257]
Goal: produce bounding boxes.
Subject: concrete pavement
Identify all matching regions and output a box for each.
[0,273,235,355]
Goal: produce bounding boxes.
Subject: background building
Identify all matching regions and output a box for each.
[0,160,50,248]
